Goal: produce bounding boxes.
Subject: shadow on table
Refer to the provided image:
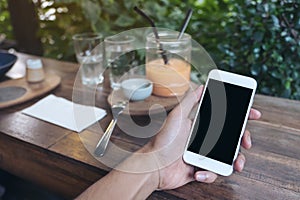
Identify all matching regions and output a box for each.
[0,169,65,200]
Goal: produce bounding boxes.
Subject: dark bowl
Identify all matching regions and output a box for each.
[0,52,18,79]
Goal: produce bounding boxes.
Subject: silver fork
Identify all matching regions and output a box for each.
[94,101,127,157]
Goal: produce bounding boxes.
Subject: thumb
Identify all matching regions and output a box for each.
[172,86,204,118]
[194,171,218,183]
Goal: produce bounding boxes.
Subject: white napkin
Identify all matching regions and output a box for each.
[22,94,106,132]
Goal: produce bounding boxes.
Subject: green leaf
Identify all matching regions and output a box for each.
[261,87,271,95]
[81,0,101,25]
[271,15,280,28]
[270,70,282,79]
[124,0,138,10]
[282,88,291,98]
[285,78,293,89]
[250,64,261,76]
[253,31,264,42]
[114,15,135,27]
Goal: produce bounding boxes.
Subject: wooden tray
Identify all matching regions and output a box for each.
[0,73,61,109]
[107,89,186,116]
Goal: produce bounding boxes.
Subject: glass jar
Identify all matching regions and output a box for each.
[26,59,45,83]
[105,35,136,89]
[146,31,191,97]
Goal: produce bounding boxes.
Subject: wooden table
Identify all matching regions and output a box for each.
[0,53,299,199]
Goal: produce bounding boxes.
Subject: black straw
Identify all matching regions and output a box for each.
[134,6,168,64]
[178,8,193,40]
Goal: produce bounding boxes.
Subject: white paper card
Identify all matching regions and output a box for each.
[22,94,106,132]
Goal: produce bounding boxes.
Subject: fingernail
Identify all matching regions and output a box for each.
[238,158,245,167]
[247,134,252,146]
[255,110,262,118]
[196,173,208,181]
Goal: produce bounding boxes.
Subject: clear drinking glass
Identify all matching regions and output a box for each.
[72,33,104,86]
[104,35,135,89]
[146,31,191,97]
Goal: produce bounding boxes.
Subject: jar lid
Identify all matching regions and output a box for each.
[26,59,43,69]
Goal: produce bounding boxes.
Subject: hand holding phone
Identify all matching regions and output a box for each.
[183,69,257,176]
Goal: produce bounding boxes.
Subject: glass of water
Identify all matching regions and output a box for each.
[104,35,136,89]
[72,33,104,86]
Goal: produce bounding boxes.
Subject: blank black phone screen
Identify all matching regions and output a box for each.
[188,79,253,165]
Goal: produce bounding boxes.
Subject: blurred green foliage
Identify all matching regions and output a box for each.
[0,0,299,99]
[0,0,13,38]
[217,0,300,99]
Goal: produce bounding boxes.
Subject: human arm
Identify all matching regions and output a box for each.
[76,86,261,199]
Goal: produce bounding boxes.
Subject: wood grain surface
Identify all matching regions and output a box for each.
[107,88,183,115]
[0,73,61,108]
[107,81,199,116]
[0,52,299,199]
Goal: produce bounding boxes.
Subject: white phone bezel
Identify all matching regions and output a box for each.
[183,69,257,176]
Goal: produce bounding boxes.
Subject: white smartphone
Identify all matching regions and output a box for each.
[183,69,257,176]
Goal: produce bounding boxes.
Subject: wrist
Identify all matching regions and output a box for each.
[78,150,160,200]
[134,146,160,190]
[111,146,160,197]
[138,145,161,190]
